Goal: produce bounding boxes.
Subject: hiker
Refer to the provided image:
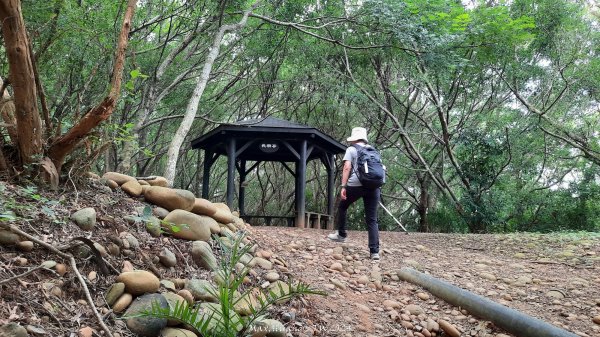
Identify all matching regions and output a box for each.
[328,127,385,260]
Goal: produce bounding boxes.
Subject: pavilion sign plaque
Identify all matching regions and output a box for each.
[259,142,279,153]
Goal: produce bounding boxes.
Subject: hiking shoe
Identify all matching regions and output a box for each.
[370,253,380,260]
[327,231,346,242]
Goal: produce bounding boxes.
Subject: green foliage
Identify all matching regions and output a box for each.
[127,206,185,234]
[456,130,508,192]
[131,232,324,336]
[125,68,149,92]
[108,123,135,143]
[426,201,469,233]
[0,184,64,225]
[0,184,18,222]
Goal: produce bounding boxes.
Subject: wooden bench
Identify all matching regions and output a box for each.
[241,213,333,229]
[241,215,295,227]
[304,212,333,230]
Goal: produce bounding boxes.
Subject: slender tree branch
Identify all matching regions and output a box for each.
[503,75,600,166]
[482,127,512,193]
[33,0,64,60]
[0,265,58,285]
[0,223,113,337]
[339,48,462,209]
[248,13,406,51]
[28,38,52,135]
[416,60,472,192]
[543,66,570,113]
[539,126,600,166]
[129,3,190,36]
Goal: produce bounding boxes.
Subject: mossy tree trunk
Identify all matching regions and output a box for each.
[0,0,43,168]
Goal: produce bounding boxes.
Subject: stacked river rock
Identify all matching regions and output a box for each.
[96,172,286,337]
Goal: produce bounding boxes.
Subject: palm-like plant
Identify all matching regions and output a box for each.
[134,231,325,337]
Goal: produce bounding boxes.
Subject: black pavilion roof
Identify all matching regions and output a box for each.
[190,117,346,162]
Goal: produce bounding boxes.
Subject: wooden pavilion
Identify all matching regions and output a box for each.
[190,117,346,228]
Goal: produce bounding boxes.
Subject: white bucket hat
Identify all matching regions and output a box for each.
[347,127,368,142]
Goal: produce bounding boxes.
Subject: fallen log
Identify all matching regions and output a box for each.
[397,267,578,337]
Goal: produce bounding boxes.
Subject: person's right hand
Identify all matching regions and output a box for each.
[340,188,347,200]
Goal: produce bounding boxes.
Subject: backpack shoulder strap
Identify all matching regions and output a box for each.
[349,144,361,177]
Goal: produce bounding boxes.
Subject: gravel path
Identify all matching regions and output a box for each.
[251,226,600,337]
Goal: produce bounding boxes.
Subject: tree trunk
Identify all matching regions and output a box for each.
[47,0,137,173]
[118,22,205,174]
[0,135,8,172]
[417,173,430,232]
[466,192,486,233]
[163,7,255,186]
[0,77,18,146]
[0,0,43,167]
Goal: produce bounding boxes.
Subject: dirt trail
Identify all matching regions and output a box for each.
[251,226,600,337]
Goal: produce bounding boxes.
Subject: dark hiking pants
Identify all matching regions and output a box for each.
[336,186,380,254]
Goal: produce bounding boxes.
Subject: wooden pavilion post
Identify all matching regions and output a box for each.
[226,138,236,209]
[295,140,307,228]
[202,150,213,199]
[326,153,335,229]
[238,160,246,215]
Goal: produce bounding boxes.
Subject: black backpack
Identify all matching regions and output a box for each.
[352,144,385,189]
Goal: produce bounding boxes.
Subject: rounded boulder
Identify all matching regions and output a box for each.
[112,293,133,313]
[185,279,218,302]
[70,208,96,231]
[160,327,198,337]
[0,323,29,337]
[146,176,169,187]
[102,172,136,186]
[124,293,168,336]
[105,282,125,306]
[16,241,34,251]
[213,202,230,212]
[163,210,216,242]
[162,292,188,326]
[105,179,119,190]
[0,230,20,246]
[191,241,217,270]
[145,217,162,237]
[144,186,195,211]
[116,270,160,295]
[191,198,217,216]
[232,217,245,230]
[177,289,194,305]
[153,207,169,219]
[211,208,234,224]
[159,248,177,268]
[234,289,261,316]
[122,180,143,197]
[86,172,100,179]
